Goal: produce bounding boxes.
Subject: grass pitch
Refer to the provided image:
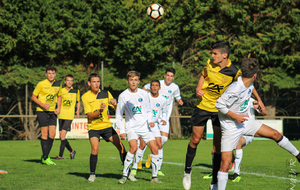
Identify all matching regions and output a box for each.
[0,139,300,189]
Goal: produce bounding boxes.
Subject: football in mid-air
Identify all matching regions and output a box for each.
[147,3,164,20]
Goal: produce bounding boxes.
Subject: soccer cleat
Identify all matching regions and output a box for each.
[128,172,137,181]
[137,160,143,169]
[296,153,300,163]
[0,170,8,174]
[41,156,46,164]
[229,162,235,172]
[151,177,163,183]
[118,176,127,184]
[44,157,56,165]
[209,183,218,190]
[131,168,137,176]
[203,173,212,179]
[182,171,191,190]
[88,174,96,182]
[158,170,165,176]
[70,150,76,159]
[56,156,63,160]
[232,173,241,182]
[145,154,151,168]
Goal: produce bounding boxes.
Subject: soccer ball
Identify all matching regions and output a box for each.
[147,3,164,20]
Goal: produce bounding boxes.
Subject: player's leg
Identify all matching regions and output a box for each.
[119,130,138,184]
[37,112,51,164]
[203,148,214,179]
[211,125,221,187]
[60,120,76,159]
[132,137,146,175]
[88,133,99,183]
[232,136,248,182]
[57,129,67,159]
[157,119,169,171]
[217,151,233,190]
[254,124,300,160]
[147,139,162,183]
[155,136,164,176]
[43,112,57,164]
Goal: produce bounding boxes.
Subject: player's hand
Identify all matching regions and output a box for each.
[160,120,167,125]
[54,108,60,115]
[177,99,183,106]
[257,100,267,115]
[149,122,155,127]
[110,99,117,106]
[196,89,205,97]
[75,111,80,118]
[43,103,51,110]
[235,114,249,124]
[119,133,126,140]
[100,102,106,110]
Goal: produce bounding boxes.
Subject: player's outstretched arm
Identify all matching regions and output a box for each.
[252,88,267,115]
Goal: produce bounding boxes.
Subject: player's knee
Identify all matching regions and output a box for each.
[129,146,138,154]
[220,160,231,172]
[273,130,282,141]
[191,134,201,146]
[91,147,99,155]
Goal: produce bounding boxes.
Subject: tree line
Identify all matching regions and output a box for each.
[1,0,299,140]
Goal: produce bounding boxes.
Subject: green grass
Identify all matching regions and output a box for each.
[0,139,300,190]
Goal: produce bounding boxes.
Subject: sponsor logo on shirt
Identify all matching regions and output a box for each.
[240,98,250,111]
[227,95,231,100]
[46,94,54,101]
[132,106,142,114]
[162,95,170,100]
[63,100,72,107]
[248,89,252,94]
[152,109,158,117]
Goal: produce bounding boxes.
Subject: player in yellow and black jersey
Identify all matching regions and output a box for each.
[31,66,62,166]
[56,74,80,160]
[81,73,128,183]
[182,41,266,190]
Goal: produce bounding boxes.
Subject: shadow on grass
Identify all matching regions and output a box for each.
[193,163,212,169]
[68,172,122,180]
[23,159,42,164]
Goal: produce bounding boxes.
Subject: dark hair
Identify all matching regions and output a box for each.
[150,79,160,86]
[46,66,57,72]
[165,67,175,75]
[211,41,231,58]
[241,58,259,78]
[65,74,74,80]
[88,73,100,82]
[127,71,140,80]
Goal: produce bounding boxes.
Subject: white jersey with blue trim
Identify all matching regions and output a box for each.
[215,76,254,129]
[116,88,153,134]
[148,93,168,124]
[144,79,181,119]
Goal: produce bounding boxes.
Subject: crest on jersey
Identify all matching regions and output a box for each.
[168,90,172,93]
[156,103,160,107]
[162,95,170,100]
[152,109,158,117]
[138,98,143,102]
[222,77,227,83]
[248,89,252,94]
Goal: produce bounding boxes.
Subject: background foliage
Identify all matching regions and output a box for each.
[0,0,299,140]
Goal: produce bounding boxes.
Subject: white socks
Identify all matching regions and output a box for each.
[151,154,159,178]
[217,171,228,190]
[234,149,243,175]
[277,136,300,156]
[158,149,163,170]
[132,148,144,169]
[123,152,134,176]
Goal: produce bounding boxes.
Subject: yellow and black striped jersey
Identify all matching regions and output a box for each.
[197,59,241,112]
[33,79,61,112]
[82,89,114,131]
[58,88,80,120]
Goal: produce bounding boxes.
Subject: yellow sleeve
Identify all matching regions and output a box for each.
[108,91,114,108]
[76,90,80,102]
[32,82,42,96]
[234,69,242,81]
[201,59,209,78]
[82,95,91,114]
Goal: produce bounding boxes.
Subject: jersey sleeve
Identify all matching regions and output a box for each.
[144,83,151,91]
[82,95,92,114]
[234,69,242,81]
[215,91,239,115]
[108,91,115,108]
[76,90,80,102]
[32,82,42,96]
[160,98,168,122]
[174,85,182,101]
[201,60,209,78]
[116,95,126,134]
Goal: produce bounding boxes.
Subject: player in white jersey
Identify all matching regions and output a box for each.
[131,79,168,176]
[143,68,183,174]
[116,71,162,184]
[215,58,300,190]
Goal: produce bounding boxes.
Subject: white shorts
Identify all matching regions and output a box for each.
[221,118,262,152]
[150,123,162,138]
[159,119,170,133]
[127,122,155,144]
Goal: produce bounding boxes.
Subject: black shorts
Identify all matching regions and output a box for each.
[88,127,117,142]
[58,119,72,131]
[190,107,220,127]
[37,111,57,127]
